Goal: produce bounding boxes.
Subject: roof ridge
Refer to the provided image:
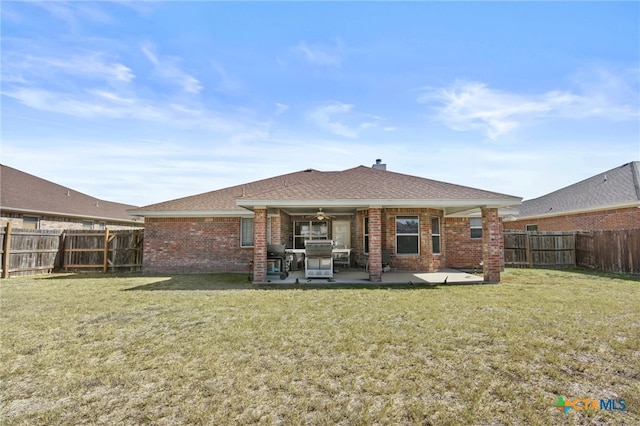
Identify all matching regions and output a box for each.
[514,161,639,218]
[1,164,137,209]
[525,161,637,202]
[629,161,640,201]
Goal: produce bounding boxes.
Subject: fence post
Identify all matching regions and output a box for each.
[2,223,11,278]
[103,227,110,273]
[525,232,533,268]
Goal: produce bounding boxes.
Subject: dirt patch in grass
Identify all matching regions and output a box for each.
[1,269,638,425]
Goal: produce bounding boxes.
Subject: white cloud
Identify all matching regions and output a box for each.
[274,103,289,115]
[141,45,159,65]
[420,71,640,139]
[211,62,242,93]
[307,102,387,138]
[2,86,242,133]
[307,102,358,138]
[33,1,115,28]
[296,40,343,67]
[141,44,202,94]
[419,81,551,139]
[2,52,134,84]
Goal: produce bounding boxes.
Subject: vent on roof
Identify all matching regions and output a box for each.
[372,159,386,171]
[304,168,313,172]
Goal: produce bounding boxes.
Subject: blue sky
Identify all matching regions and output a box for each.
[2,1,639,206]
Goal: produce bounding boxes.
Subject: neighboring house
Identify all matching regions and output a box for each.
[130,160,521,283]
[1,164,143,230]
[503,161,640,232]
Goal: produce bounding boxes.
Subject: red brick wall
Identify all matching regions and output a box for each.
[380,208,443,272]
[253,209,268,282]
[482,208,502,283]
[143,217,253,273]
[443,218,483,269]
[143,209,507,277]
[269,213,282,246]
[503,207,640,232]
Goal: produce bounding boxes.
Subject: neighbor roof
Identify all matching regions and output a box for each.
[130,165,521,217]
[1,164,140,223]
[512,161,640,219]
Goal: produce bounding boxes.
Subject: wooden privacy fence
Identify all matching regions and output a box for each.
[576,229,639,274]
[1,224,62,277]
[504,231,576,268]
[505,229,639,274]
[0,225,143,278]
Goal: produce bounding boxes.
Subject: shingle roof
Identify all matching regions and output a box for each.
[1,164,140,223]
[513,161,640,218]
[131,165,521,215]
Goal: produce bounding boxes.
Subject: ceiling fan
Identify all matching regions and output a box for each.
[305,208,336,221]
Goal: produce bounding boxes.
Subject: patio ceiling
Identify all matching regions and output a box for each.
[241,199,520,218]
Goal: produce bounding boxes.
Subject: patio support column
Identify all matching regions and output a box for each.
[481,207,502,283]
[368,207,382,282]
[253,207,267,283]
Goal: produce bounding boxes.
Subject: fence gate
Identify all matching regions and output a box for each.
[62,228,143,272]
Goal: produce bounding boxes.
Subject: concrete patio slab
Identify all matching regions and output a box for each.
[261,268,484,285]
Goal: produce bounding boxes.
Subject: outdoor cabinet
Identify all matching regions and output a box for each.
[266,258,282,274]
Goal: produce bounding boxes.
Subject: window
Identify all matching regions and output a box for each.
[431,217,441,254]
[294,221,328,249]
[95,222,106,231]
[470,218,482,239]
[526,224,538,231]
[22,216,39,230]
[363,217,369,254]
[240,218,254,247]
[396,216,419,255]
[82,221,93,230]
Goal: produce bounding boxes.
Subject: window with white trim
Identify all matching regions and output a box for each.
[396,216,419,255]
[431,217,441,254]
[293,221,328,249]
[470,218,482,239]
[23,216,39,230]
[240,218,254,247]
[525,224,538,231]
[363,217,369,254]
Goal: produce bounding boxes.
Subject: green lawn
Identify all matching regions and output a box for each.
[1,269,638,425]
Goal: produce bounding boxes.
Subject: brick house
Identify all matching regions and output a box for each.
[503,161,640,232]
[1,164,143,230]
[130,161,521,283]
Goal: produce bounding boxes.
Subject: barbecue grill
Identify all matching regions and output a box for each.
[304,240,334,279]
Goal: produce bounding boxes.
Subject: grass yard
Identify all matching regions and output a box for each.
[1,269,638,425]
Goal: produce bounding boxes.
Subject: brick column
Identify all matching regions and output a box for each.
[368,207,382,282]
[253,208,267,283]
[481,207,502,283]
[270,213,282,245]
